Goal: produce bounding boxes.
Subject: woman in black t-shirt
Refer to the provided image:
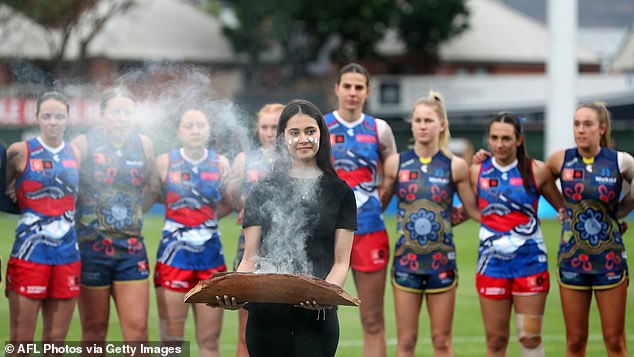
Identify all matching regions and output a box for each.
[218,99,357,357]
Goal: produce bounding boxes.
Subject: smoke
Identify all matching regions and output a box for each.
[7,60,321,277]
[252,174,320,276]
[111,63,319,276]
[112,63,251,157]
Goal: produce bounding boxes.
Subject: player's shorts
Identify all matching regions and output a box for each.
[233,231,246,271]
[393,268,457,293]
[558,268,628,290]
[6,257,80,299]
[154,262,227,293]
[80,236,150,288]
[350,230,390,272]
[476,271,550,300]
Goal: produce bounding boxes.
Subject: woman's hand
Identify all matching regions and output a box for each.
[450,206,467,226]
[557,207,569,224]
[212,295,246,310]
[472,149,491,165]
[295,300,332,311]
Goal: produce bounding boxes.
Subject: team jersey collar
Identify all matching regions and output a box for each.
[36,136,64,154]
[180,147,208,165]
[491,157,518,172]
[333,111,365,128]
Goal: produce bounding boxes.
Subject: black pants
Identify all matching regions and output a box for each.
[246,303,339,357]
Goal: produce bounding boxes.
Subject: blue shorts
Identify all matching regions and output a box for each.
[558,268,629,290]
[80,236,150,287]
[392,268,457,293]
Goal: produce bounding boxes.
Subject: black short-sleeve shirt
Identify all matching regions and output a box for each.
[243,172,357,280]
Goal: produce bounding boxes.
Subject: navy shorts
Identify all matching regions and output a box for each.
[558,268,629,290]
[392,268,457,293]
[80,236,150,287]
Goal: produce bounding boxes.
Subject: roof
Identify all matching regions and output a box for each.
[0,0,235,63]
[0,4,55,59]
[376,0,600,65]
[368,73,634,116]
[69,0,234,62]
[611,24,634,72]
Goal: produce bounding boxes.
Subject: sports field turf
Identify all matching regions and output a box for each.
[0,214,631,356]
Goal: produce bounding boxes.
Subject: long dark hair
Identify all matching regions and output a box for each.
[488,113,533,193]
[36,91,69,116]
[100,87,136,113]
[336,63,370,86]
[276,99,336,176]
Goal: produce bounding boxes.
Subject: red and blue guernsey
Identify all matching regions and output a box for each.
[13,137,79,264]
[559,147,625,275]
[158,148,225,270]
[76,131,148,241]
[325,111,384,233]
[394,150,455,274]
[477,157,546,278]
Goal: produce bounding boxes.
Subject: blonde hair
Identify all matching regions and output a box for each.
[257,103,284,122]
[410,91,452,154]
[576,101,612,148]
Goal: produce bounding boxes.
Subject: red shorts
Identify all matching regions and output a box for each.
[350,230,390,273]
[476,271,550,300]
[6,257,81,299]
[154,262,226,293]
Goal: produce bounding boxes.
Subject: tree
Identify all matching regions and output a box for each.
[394,0,469,55]
[213,0,393,84]
[211,0,469,84]
[0,0,135,74]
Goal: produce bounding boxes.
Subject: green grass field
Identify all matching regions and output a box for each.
[0,214,632,356]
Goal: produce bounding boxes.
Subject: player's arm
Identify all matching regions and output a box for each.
[545,149,565,179]
[533,160,564,211]
[6,142,27,203]
[216,154,233,219]
[236,225,260,273]
[616,152,634,219]
[140,135,160,212]
[226,151,247,212]
[379,153,399,211]
[376,119,397,161]
[154,153,169,203]
[325,228,354,288]
[453,157,480,222]
[70,134,88,164]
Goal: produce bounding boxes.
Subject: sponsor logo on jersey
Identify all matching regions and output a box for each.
[330,134,345,145]
[594,176,617,184]
[125,160,144,167]
[30,159,43,170]
[481,178,498,189]
[399,170,410,182]
[399,170,419,182]
[563,169,584,181]
[31,159,53,170]
[201,172,219,180]
[62,159,78,168]
[429,176,450,184]
[510,177,523,186]
[356,134,376,144]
